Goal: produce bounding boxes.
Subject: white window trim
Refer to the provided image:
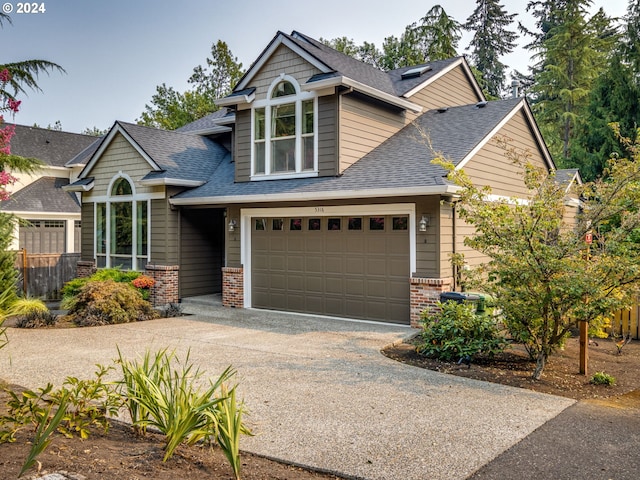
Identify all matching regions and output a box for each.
[94,173,151,271]
[251,75,318,180]
[240,203,416,308]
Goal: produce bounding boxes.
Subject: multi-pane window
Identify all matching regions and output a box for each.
[95,176,149,271]
[252,77,316,178]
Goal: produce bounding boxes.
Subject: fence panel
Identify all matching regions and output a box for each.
[611,303,640,340]
[14,251,80,299]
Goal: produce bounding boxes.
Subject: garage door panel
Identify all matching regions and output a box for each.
[252,214,410,323]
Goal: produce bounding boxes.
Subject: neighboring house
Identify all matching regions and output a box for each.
[66,30,569,326]
[0,124,100,254]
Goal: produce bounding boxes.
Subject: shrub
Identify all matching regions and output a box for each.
[61,268,145,308]
[590,371,616,386]
[14,311,58,328]
[116,348,251,478]
[161,302,183,318]
[67,280,159,327]
[417,301,507,362]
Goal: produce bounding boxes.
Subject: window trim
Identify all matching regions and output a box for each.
[94,173,151,271]
[250,75,318,181]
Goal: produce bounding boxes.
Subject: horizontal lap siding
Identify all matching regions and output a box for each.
[463,111,549,198]
[339,95,406,172]
[150,198,179,265]
[318,96,337,176]
[235,110,251,182]
[251,45,322,98]
[83,134,158,199]
[407,65,482,120]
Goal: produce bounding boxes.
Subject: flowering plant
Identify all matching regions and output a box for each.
[132,275,155,289]
[1,68,20,201]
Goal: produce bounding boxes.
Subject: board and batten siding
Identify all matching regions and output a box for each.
[80,202,94,262]
[407,65,482,121]
[82,133,160,199]
[462,110,550,198]
[339,94,407,173]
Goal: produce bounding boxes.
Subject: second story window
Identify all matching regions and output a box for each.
[252,76,317,179]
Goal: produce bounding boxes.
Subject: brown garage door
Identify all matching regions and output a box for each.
[251,215,410,324]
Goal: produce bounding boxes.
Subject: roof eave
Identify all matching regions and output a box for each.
[170,184,460,206]
[62,180,94,192]
[215,92,255,107]
[139,178,206,187]
[302,76,423,113]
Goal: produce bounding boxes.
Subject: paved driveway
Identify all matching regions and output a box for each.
[1,307,574,480]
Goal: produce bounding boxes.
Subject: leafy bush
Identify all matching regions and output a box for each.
[14,311,58,328]
[61,268,145,308]
[590,371,616,386]
[117,349,251,478]
[417,301,507,361]
[67,280,159,327]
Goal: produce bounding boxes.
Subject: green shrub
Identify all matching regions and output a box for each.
[61,268,144,307]
[590,371,616,386]
[117,349,251,478]
[67,280,159,327]
[417,301,507,361]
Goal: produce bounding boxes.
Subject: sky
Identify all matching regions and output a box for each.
[1,0,630,134]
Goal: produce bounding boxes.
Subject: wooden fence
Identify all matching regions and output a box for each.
[14,251,80,299]
[611,304,640,340]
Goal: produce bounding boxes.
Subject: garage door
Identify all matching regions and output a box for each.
[251,215,410,323]
[19,219,66,253]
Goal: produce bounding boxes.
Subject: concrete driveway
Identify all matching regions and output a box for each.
[1,307,574,480]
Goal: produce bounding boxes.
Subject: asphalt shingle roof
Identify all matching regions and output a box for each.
[8,124,97,167]
[0,177,80,213]
[175,108,235,134]
[65,138,102,166]
[173,98,524,202]
[113,122,230,183]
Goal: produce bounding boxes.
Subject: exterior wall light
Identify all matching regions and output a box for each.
[228,219,237,232]
[418,215,429,232]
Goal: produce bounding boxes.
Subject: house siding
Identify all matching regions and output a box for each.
[82,133,159,199]
[150,197,179,265]
[463,110,549,198]
[226,205,242,267]
[318,95,338,176]
[407,64,482,119]
[80,202,94,262]
[339,94,407,173]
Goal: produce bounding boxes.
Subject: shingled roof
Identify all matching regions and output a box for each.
[171,98,531,205]
[72,121,230,188]
[7,124,97,167]
[0,177,80,213]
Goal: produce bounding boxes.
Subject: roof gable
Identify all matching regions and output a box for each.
[0,176,80,213]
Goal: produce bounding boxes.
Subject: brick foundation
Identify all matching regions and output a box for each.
[222,267,244,308]
[145,264,180,307]
[76,260,96,278]
[410,277,454,327]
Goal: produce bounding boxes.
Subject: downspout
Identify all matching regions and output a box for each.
[452,201,457,291]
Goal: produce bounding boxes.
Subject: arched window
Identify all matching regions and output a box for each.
[95,175,149,270]
[252,76,317,178]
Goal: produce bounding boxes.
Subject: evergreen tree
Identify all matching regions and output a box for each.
[529,0,616,164]
[624,0,640,74]
[139,41,243,130]
[464,0,518,98]
[414,5,461,61]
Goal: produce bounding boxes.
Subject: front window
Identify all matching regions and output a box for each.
[252,77,317,178]
[95,175,150,271]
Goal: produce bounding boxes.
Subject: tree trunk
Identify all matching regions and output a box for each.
[533,351,547,380]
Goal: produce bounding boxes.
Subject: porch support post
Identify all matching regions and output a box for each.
[145,264,180,307]
[410,276,454,328]
[222,266,244,308]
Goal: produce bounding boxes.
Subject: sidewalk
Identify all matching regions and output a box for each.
[1,308,575,480]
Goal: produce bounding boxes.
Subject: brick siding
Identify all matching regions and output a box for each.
[222,266,244,308]
[410,276,454,327]
[145,264,180,307]
[76,260,96,278]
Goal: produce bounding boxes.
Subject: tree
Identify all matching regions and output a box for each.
[464,0,518,98]
[624,0,640,74]
[0,13,65,100]
[81,126,108,137]
[529,1,617,164]
[138,40,243,130]
[414,5,461,61]
[440,131,640,379]
[380,26,426,70]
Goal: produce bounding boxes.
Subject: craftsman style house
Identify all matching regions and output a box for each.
[67,31,561,326]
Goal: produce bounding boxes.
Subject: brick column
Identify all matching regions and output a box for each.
[222,266,244,308]
[410,277,454,328]
[76,260,96,278]
[145,264,180,307]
